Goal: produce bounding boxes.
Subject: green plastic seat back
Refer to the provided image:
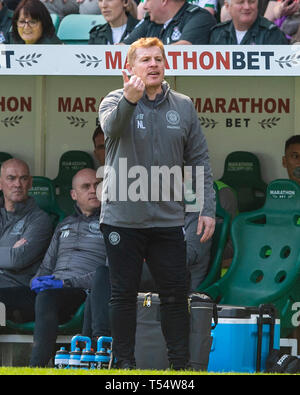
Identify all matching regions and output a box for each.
[29,176,66,226]
[57,14,106,44]
[196,182,231,291]
[53,150,95,216]
[0,152,12,166]
[205,179,300,334]
[5,303,85,335]
[219,151,267,212]
[53,150,95,186]
[50,13,60,32]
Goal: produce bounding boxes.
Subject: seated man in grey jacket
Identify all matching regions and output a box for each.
[0,158,53,288]
[0,168,108,367]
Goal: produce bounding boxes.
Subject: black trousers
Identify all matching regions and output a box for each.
[0,286,86,367]
[101,224,190,369]
[82,265,111,340]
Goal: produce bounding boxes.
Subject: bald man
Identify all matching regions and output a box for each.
[0,168,108,367]
[0,158,52,287]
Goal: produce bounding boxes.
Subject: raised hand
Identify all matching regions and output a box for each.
[122,70,145,104]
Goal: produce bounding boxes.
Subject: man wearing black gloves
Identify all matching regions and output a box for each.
[0,168,108,367]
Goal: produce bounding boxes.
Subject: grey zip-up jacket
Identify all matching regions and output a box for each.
[99,81,215,228]
[0,196,53,286]
[32,205,106,290]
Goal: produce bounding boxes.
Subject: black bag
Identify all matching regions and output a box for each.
[134,292,218,370]
[265,349,300,373]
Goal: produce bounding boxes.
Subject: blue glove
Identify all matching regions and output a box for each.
[31,275,63,293]
[31,276,54,293]
[41,277,63,290]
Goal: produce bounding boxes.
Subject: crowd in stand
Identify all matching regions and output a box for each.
[1,0,300,44]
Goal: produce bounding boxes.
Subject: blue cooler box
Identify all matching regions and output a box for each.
[207,305,280,373]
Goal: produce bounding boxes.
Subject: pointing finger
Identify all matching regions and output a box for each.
[122,70,130,84]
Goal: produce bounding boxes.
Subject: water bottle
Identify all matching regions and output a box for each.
[54,347,69,369]
[68,347,82,369]
[95,336,112,369]
[81,348,96,370]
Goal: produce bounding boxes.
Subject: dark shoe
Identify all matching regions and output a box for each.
[114,359,136,370]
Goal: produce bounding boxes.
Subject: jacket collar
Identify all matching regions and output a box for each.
[74,203,101,220]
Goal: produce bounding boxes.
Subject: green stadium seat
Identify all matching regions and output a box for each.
[50,13,60,32]
[204,179,300,337]
[219,151,267,212]
[5,303,85,335]
[196,182,231,291]
[57,14,106,44]
[0,152,12,166]
[52,150,95,216]
[29,176,65,226]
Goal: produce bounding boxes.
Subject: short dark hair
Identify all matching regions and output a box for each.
[11,0,55,42]
[92,125,104,147]
[285,135,300,152]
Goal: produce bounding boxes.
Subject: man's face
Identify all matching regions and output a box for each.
[94,133,105,166]
[144,0,164,23]
[128,45,165,90]
[70,169,100,215]
[226,0,258,30]
[0,162,32,209]
[283,143,300,185]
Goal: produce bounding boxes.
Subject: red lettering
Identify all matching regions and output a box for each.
[251,98,263,113]
[215,98,226,113]
[105,51,122,69]
[227,98,239,113]
[183,51,197,69]
[20,97,31,112]
[85,97,96,112]
[216,51,230,70]
[238,98,250,113]
[199,52,214,70]
[58,97,71,112]
[202,98,214,113]
[278,98,290,113]
[194,98,201,112]
[7,97,18,112]
[72,97,84,112]
[264,98,276,113]
[167,51,181,69]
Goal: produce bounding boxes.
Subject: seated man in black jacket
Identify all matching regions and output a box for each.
[0,168,109,367]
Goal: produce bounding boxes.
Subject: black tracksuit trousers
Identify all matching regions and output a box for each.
[101,224,190,370]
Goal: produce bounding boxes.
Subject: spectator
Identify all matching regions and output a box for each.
[76,0,101,14]
[93,125,105,167]
[40,0,79,20]
[123,0,216,45]
[0,0,13,43]
[264,0,299,23]
[187,0,218,16]
[0,158,53,288]
[209,0,289,44]
[282,135,300,184]
[89,0,139,44]
[99,37,215,369]
[0,168,108,367]
[7,0,62,44]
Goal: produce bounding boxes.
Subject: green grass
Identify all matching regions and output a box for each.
[0,367,276,375]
